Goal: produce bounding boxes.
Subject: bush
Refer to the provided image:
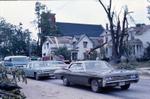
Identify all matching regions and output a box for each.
[114,62,138,70]
[0,64,26,99]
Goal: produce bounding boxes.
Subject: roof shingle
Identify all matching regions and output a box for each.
[56,22,104,37]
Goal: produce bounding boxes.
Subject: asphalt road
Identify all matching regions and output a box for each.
[42,77,150,99]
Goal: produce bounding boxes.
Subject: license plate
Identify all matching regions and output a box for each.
[119,82,125,86]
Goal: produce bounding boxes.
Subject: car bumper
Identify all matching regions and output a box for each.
[37,73,54,77]
[102,78,139,87]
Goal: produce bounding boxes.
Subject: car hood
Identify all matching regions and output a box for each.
[54,64,69,68]
[86,69,138,78]
[34,67,55,71]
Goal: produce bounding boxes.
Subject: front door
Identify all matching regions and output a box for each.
[68,63,86,84]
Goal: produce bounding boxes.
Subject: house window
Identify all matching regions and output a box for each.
[43,53,46,56]
[47,43,49,49]
[72,52,77,61]
[44,45,46,49]
[83,41,88,48]
[105,47,108,55]
[73,41,76,48]
[133,45,135,55]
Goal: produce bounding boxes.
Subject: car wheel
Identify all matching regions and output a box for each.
[63,77,70,86]
[121,84,130,90]
[91,80,101,92]
[34,73,39,80]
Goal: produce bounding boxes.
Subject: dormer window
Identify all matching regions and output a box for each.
[83,41,88,48]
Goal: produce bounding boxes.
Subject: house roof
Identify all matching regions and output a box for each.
[72,34,101,47]
[56,22,104,37]
[129,24,150,35]
[46,36,72,44]
[128,39,143,45]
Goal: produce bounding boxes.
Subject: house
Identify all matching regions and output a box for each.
[42,36,72,59]
[71,34,97,60]
[99,24,150,60]
[128,24,150,58]
[42,12,105,60]
[42,34,103,61]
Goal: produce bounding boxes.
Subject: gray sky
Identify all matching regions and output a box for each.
[0,0,149,39]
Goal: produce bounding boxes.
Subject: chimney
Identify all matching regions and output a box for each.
[106,23,109,30]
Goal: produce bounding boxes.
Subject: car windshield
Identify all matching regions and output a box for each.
[30,62,46,68]
[85,61,113,72]
[51,61,65,64]
[12,57,28,62]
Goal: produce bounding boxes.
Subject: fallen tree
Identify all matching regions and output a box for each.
[0,64,26,99]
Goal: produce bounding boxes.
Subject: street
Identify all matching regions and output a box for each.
[19,76,150,99]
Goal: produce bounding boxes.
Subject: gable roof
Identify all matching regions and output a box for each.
[46,36,72,45]
[129,25,150,35]
[56,22,104,37]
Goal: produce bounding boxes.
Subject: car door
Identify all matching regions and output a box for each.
[68,63,86,84]
[24,63,34,77]
[24,63,31,77]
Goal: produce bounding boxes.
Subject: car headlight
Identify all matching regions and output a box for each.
[130,74,137,79]
[37,70,43,73]
[98,79,102,83]
[105,77,113,81]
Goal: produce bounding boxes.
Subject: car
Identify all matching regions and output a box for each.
[23,61,56,80]
[4,56,29,68]
[54,60,139,92]
[45,61,69,70]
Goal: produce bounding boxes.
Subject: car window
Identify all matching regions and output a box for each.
[69,63,84,72]
[85,61,113,72]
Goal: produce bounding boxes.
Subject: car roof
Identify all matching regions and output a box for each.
[29,60,64,64]
[71,60,105,64]
[4,56,28,60]
[29,61,43,63]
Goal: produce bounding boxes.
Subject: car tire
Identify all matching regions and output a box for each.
[34,73,39,80]
[63,77,70,86]
[121,84,130,90]
[91,80,101,92]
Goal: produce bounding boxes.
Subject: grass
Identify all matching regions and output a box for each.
[113,60,150,70]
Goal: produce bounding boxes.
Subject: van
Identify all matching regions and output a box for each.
[4,56,29,67]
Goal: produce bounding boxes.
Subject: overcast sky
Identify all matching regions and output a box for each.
[0,0,149,39]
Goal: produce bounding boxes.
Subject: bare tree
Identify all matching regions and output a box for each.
[98,0,129,63]
[147,0,150,20]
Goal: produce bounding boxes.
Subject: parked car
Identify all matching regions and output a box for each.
[54,60,139,92]
[45,61,69,70]
[4,56,29,68]
[23,61,56,80]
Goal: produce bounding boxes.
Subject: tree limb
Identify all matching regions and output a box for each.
[98,0,109,14]
[89,42,107,54]
[109,0,112,15]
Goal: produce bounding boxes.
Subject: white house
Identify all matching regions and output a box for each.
[99,24,150,60]
[42,36,72,58]
[71,34,94,60]
[128,24,150,58]
[42,34,102,61]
